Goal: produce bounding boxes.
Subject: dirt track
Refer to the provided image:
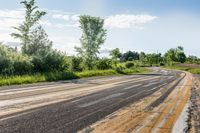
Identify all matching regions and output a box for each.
[0,68,190,133]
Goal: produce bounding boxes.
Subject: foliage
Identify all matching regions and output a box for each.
[0,43,33,75]
[0,68,150,86]
[110,48,122,60]
[164,46,186,64]
[26,26,52,56]
[146,53,163,66]
[121,51,139,61]
[70,56,84,72]
[163,65,200,74]
[32,50,68,73]
[125,62,134,68]
[75,15,106,70]
[186,55,200,64]
[95,58,112,70]
[11,0,46,54]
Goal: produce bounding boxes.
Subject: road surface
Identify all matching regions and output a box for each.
[0,68,184,133]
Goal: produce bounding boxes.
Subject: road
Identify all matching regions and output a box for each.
[0,68,184,133]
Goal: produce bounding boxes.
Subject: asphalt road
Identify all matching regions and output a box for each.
[0,68,183,133]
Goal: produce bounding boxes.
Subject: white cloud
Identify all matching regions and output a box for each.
[105,14,158,29]
[0,9,24,42]
[52,14,70,21]
[0,9,24,19]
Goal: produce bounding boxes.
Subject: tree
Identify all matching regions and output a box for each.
[176,46,186,63]
[75,15,106,70]
[121,51,139,62]
[11,0,46,54]
[146,53,163,66]
[187,55,199,64]
[139,52,147,64]
[164,46,186,64]
[110,48,122,60]
[27,26,52,56]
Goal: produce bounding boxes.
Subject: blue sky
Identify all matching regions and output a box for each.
[0,0,200,56]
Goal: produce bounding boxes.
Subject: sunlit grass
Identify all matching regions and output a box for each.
[163,65,200,74]
[0,67,150,86]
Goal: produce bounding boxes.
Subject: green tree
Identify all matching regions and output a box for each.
[187,55,199,64]
[146,53,163,66]
[27,26,52,56]
[75,15,107,70]
[11,0,46,54]
[176,46,186,63]
[121,51,139,62]
[139,52,147,64]
[110,48,122,60]
[164,46,186,64]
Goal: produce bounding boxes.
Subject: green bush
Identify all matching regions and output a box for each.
[125,62,134,68]
[95,58,112,70]
[70,56,84,72]
[32,50,68,73]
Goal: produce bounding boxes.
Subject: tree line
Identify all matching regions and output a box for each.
[0,0,199,76]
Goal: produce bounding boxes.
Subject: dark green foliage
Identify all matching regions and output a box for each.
[13,57,33,75]
[125,62,134,68]
[164,46,186,64]
[121,51,139,62]
[0,43,33,75]
[32,50,68,73]
[95,58,112,70]
[146,53,164,66]
[70,56,84,72]
[186,56,200,64]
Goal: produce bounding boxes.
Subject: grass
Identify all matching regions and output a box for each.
[0,67,151,87]
[163,65,200,74]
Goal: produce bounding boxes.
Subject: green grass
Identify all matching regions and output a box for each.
[0,67,151,87]
[163,65,200,74]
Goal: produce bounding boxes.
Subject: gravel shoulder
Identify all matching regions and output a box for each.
[190,75,200,133]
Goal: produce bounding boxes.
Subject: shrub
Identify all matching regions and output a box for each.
[125,62,134,68]
[95,58,112,70]
[70,56,84,72]
[32,50,69,73]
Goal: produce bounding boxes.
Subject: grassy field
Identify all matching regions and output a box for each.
[163,65,200,74]
[0,67,150,86]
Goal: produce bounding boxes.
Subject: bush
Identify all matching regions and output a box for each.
[0,43,33,75]
[70,56,84,72]
[32,50,69,73]
[95,58,112,70]
[13,58,33,75]
[125,62,134,68]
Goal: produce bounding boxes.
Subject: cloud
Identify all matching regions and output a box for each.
[0,9,23,31]
[105,14,158,29]
[0,9,24,19]
[52,14,70,21]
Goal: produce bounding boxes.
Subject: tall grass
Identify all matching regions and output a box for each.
[163,65,200,74]
[0,67,150,87]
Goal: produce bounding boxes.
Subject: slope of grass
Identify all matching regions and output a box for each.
[163,65,200,74]
[0,67,151,86]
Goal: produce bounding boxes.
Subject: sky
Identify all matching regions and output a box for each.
[0,0,200,57]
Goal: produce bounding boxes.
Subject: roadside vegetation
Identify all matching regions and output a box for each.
[0,0,200,86]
